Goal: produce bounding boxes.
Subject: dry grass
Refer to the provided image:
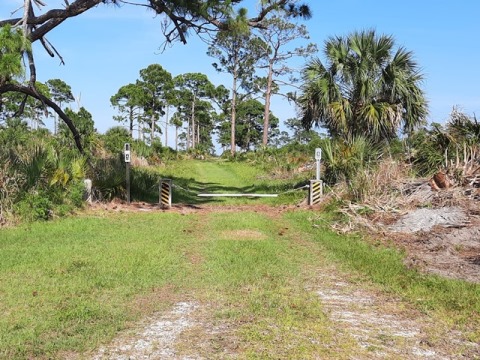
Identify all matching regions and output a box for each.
[220,229,267,241]
[325,158,479,234]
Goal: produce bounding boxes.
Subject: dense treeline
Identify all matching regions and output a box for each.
[1,1,479,225]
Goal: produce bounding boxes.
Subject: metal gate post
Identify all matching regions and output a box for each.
[159,179,172,208]
[309,180,323,205]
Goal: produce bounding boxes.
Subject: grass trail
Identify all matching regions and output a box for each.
[2,208,478,358]
[192,161,247,190]
[0,210,350,359]
[160,159,308,205]
[1,160,479,358]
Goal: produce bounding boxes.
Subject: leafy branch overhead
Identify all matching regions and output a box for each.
[0,0,311,153]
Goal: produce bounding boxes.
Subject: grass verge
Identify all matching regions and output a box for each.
[0,213,195,359]
[284,210,480,342]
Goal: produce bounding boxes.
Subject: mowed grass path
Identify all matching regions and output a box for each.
[0,160,326,359]
[0,210,349,359]
[160,159,308,205]
[1,160,479,358]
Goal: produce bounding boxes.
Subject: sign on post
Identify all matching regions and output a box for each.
[124,143,131,163]
[315,148,321,180]
[124,143,131,203]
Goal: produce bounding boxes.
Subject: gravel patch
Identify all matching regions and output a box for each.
[93,302,199,360]
[314,272,478,359]
[389,207,468,233]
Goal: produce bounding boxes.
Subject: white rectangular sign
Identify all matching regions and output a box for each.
[315,148,322,160]
[124,143,131,163]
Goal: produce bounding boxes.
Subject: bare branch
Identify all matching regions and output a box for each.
[0,83,84,153]
[40,37,65,64]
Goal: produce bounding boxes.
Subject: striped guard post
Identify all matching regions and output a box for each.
[159,179,172,208]
[309,180,323,205]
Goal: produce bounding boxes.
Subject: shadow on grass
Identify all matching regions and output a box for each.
[132,174,305,206]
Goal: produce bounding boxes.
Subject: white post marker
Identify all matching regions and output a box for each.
[124,143,131,204]
[309,148,323,205]
[315,147,322,180]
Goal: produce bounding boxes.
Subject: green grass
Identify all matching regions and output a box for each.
[195,211,343,359]
[0,213,196,358]
[2,206,479,358]
[157,159,309,205]
[0,210,344,359]
[285,210,480,339]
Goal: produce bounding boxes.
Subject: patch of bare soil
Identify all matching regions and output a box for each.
[333,176,480,284]
[384,206,480,283]
[311,269,479,359]
[85,199,304,218]
[92,301,200,359]
[88,300,241,360]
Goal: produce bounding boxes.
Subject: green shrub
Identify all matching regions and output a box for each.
[102,126,131,155]
[14,190,53,221]
[67,180,86,208]
[321,137,379,185]
[90,156,126,201]
[131,167,160,202]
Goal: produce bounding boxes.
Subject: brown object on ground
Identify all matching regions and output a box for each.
[430,171,450,190]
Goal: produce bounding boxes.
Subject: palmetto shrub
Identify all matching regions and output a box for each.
[90,156,126,201]
[131,167,161,202]
[0,131,90,223]
[321,136,379,186]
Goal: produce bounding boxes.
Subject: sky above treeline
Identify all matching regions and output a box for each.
[1,0,479,148]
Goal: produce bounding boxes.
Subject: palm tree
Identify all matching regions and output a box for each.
[298,29,428,144]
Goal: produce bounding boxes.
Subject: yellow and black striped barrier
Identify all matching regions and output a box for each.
[159,179,172,208]
[309,180,323,205]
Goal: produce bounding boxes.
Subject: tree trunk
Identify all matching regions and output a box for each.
[191,95,196,149]
[150,112,155,144]
[230,77,237,156]
[54,101,62,135]
[262,61,274,146]
[129,106,134,138]
[165,106,169,147]
[175,126,178,151]
[186,118,190,150]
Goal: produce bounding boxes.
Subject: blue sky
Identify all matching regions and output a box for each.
[2,0,479,148]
